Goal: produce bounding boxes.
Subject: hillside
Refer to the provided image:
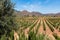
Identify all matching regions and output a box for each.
[14,10,60,17]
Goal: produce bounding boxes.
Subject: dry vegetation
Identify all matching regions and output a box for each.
[15,16,60,40]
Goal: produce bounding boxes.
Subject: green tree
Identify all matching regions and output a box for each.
[0,0,17,40]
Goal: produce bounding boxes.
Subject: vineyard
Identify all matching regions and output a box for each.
[0,0,60,40]
[15,16,60,40]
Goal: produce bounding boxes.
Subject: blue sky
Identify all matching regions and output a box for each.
[12,0,60,14]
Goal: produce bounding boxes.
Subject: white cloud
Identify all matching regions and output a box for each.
[21,4,41,12]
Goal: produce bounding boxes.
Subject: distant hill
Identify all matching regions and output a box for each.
[55,13,60,16]
[14,10,60,17]
[43,13,60,17]
[14,10,42,17]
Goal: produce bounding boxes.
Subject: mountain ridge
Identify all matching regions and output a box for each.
[14,10,60,17]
